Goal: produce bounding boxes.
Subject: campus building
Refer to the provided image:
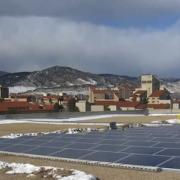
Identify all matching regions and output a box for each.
[0,85,9,98]
[136,74,160,97]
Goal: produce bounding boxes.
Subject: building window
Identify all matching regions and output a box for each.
[142,81,152,83]
[105,93,113,99]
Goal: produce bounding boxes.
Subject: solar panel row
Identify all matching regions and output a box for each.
[0,125,180,169]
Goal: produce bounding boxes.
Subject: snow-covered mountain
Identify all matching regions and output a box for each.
[0,66,137,88]
[1,66,180,97]
[0,71,8,77]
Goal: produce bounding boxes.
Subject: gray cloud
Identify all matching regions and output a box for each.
[0,17,180,76]
[0,0,180,24]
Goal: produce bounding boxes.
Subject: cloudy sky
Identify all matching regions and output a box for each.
[0,0,180,77]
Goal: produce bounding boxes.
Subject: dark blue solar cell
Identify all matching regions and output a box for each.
[3,145,34,153]
[77,138,102,144]
[157,148,180,156]
[118,154,170,166]
[125,137,154,141]
[51,148,92,159]
[92,144,127,152]
[59,137,80,142]
[0,143,12,150]
[11,138,35,144]
[65,143,94,150]
[151,134,173,138]
[154,143,180,148]
[30,136,54,141]
[160,158,180,169]
[152,138,179,143]
[18,136,34,140]
[61,134,84,138]
[0,139,7,143]
[81,151,128,162]
[82,135,104,139]
[41,140,70,148]
[122,146,163,155]
[102,136,126,140]
[124,141,157,147]
[124,133,149,137]
[45,134,63,138]
[20,140,47,146]
[27,146,61,155]
[0,138,28,144]
[100,139,126,145]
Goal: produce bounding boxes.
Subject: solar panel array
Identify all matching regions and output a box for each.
[1,125,180,170]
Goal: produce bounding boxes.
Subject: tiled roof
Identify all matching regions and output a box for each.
[134,90,147,95]
[149,90,167,97]
[94,100,146,109]
[94,101,119,106]
[119,101,140,107]
[147,104,170,109]
[0,101,54,112]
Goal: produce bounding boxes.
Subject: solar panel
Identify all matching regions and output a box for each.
[27,146,61,155]
[100,139,126,145]
[122,146,163,155]
[30,136,55,141]
[157,148,180,156]
[41,140,70,148]
[65,142,95,150]
[1,125,180,170]
[160,157,180,169]
[125,137,154,141]
[154,142,180,148]
[3,145,35,153]
[102,135,126,140]
[124,141,157,147]
[59,137,80,142]
[152,138,179,143]
[0,143,12,150]
[77,138,102,144]
[92,144,127,152]
[51,148,92,159]
[19,140,47,146]
[81,151,129,162]
[151,134,175,138]
[118,154,170,166]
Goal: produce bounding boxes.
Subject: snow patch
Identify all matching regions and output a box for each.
[16,114,144,122]
[149,113,178,116]
[9,86,36,93]
[165,119,180,124]
[60,170,96,180]
[0,130,62,139]
[87,78,97,85]
[66,81,75,86]
[76,78,91,85]
[5,163,40,175]
[0,128,97,139]
[0,120,28,124]
[0,161,97,180]
[67,128,79,134]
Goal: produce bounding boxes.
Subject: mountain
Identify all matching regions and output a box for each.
[0,72,31,87]
[0,66,138,88]
[0,71,8,77]
[0,66,180,96]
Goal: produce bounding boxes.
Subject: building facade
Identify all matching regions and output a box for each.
[88,87,120,103]
[140,74,160,97]
[0,86,9,98]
